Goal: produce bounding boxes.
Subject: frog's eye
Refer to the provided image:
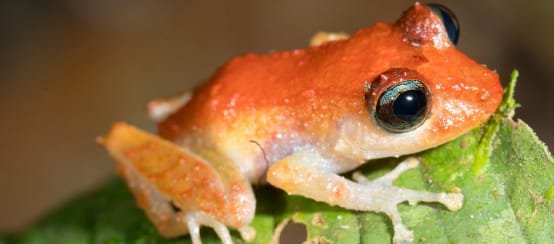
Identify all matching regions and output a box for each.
[427,4,460,45]
[373,80,430,132]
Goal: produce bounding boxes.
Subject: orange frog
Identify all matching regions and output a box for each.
[101,3,502,243]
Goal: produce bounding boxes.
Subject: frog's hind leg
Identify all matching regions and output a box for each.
[116,157,188,238]
[119,162,235,244]
[102,122,256,243]
[147,91,191,122]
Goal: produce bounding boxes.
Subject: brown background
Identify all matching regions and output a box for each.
[1,0,553,232]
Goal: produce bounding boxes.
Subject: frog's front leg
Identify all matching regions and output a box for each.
[309,31,350,46]
[267,149,463,244]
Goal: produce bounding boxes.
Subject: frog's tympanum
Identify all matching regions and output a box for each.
[101,3,502,243]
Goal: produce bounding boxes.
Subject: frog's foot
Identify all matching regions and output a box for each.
[267,150,463,244]
[352,157,420,186]
[238,225,256,242]
[353,157,464,211]
[182,212,255,244]
[182,211,232,244]
[353,157,463,243]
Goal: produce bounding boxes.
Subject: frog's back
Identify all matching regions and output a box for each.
[158,23,422,142]
[158,50,311,143]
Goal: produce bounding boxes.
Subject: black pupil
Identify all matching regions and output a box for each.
[393,90,426,122]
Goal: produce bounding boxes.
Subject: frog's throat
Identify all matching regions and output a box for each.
[334,115,430,161]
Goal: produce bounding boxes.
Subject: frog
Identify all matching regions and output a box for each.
[101,3,502,243]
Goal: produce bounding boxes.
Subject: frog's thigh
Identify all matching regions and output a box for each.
[118,162,237,244]
[103,123,255,242]
[117,157,189,237]
[147,91,191,122]
[267,150,463,243]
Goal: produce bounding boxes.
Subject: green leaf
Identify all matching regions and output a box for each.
[6,70,554,243]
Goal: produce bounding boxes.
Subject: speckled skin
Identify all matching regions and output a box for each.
[103,3,502,244]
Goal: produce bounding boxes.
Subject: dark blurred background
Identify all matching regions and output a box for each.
[1,0,552,233]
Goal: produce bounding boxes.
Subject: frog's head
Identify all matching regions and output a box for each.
[334,3,503,160]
